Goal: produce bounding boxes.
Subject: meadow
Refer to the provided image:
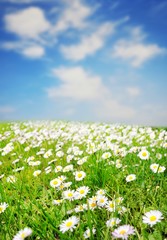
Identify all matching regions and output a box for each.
[0,121,166,240]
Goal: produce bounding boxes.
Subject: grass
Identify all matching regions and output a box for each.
[0,121,166,239]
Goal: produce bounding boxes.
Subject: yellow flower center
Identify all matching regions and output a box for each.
[67,193,73,197]
[142,152,147,157]
[53,180,58,185]
[109,203,114,208]
[119,230,126,235]
[90,202,96,208]
[0,206,3,213]
[111,221,116,225]
[77,173,82,178]
[80,190,85,194]
[66,221,73,227]
[21,233,26,238]
[150,216,157,221]
[129,176,133,180]
[100,199,104,203]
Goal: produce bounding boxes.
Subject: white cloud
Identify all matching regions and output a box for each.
[94,98,135,122]
[4,7,50,39]
[0,106,15,113]
[47,66,109,101]
[50,0,94,34]
[112,27,166,67]
[126,86,141,97]
[21,45,45,58]
[46,66,136,121]
[60,22,114,61]
[1,41,45,58]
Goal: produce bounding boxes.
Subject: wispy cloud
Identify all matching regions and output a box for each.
[112,27,166,67]
[60,22,114,61]
[47,66,109,101]
[150,1,167,15]
[22,45,45,58]
[126,86,141,97]
[50,0,95,34]
[0,106,16,113]
[46,66,135,121]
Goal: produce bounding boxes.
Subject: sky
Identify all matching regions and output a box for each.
[0,0,167,126]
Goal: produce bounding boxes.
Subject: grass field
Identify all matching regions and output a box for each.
[0,121,166,239]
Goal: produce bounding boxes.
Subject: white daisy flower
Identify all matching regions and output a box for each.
[97,195,108,207]
[88,199,97,210]
[33,170,41,177]
[52,199,63,205]
[55,165,63,173]
[59,216,79,233]
[112,225,135,239]
[13,227,32,240]
[142,210,163,227]
[138,149,150,160]
[62,190,76,201]
[157,166,166,173]
[0,202,8,214]
[74,204,87,213]
[83,227,96,239]
[6,175,17,183]
[96,189,106,196]
[106,200,116,212]
[102,152,111,159]
[75,186,90,199]
[126,174,136,182]
[50,178,62,188]
[106,218,121,227]
[63,164,73,172]
[74,171,86,181]
[150,163,159,173]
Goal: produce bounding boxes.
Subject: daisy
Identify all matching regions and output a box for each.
[63,164,73,172]
[74,204,87,213]
[142,210,163,227]
[97,195,108,207]
[112,225,135,239]
[59,216,79,233]
[50,178,62,188]
[150,163,159,173]
[76,186,90,199]
[6,175,17,183]
[157,166,166,173]
[102,152,111,159]
[138,149,150,160]
[62,190,76,201]
[106,218,121,227]
[53,199,63,205]
[33,170,41,177]
[74,171,86,181]
[55,165,63,173]
[88,199,97,210]
[115,197,124,205]
[83,227,96,239]
[0,202,8,214]
[13,227,32,240]
[96,189,106,196]
[126,174,136,182]
[106,200,116,212]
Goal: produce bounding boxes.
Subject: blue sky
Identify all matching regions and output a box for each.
[0,0,167,126]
